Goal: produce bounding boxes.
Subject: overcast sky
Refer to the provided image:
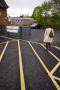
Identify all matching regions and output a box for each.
[5,0,47,17]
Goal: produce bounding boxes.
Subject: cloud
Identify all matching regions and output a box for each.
[7,8,33,17]
[5,0,47,8]
[5,0,48,16]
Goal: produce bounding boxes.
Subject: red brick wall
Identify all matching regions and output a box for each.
[0,8,8,25]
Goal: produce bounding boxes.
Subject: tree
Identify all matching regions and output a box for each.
[31,1,60,29]
[32,6,42,19]
[42,2,52,13]
[41,2,52,25]
[19,14,24,18]
[49,0,60,29]
[50,13,60,29]
[32,6,44,27]
[50,0,60,14]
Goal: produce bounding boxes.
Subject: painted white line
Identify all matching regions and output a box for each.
[0,42,8,62]
[28,41,60,90]
[18,40,25,90]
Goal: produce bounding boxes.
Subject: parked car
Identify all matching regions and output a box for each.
[30,23,40,29]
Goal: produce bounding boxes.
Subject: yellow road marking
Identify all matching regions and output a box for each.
[0,42,7,45]
[54,46,60,51]
[0,42,8,62]
[0,35,16,40]
[53,75,60,81]
[29,40,42,45]
[28,41,60,90]
[19,38,44,45]
[50,62,60,74]
[0,39,17,45]
[28,41,49,73]
[40,44,60,62]
[18,40,25,90]
[49,73,60,90]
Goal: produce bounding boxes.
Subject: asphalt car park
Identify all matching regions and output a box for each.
[0,35,60,90]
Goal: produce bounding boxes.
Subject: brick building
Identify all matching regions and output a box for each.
[0,0,8,34]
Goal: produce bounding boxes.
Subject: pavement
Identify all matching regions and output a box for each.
[0,30,60,90]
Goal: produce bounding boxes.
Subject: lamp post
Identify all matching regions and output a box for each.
[45,11,49,26]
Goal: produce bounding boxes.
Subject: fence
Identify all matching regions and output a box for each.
[5,25,31,39]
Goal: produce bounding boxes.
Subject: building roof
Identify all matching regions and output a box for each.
[0,0,9,9]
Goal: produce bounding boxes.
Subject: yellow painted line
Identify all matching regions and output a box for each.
[0,42,8,62]
[53,75,60,81]
[54,46,60,51]
[19,38,28,42]
[18,40,25,90]
[40,44,60,81]
[49,73,60,90]
[0,35,16,40]
[50,62,60,74]
[28,41,49,73]
[40,44,60,62]
[0,38,17,45]
[8,39,17,43]
[28,41,60,90]
[29,40,43,45]
[19,38,44,45]
[0,41,7,45]
[0,39,17,45]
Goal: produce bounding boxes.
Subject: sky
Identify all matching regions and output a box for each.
[5,0,47,17]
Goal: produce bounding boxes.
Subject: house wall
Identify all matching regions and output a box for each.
[10,18,34,26]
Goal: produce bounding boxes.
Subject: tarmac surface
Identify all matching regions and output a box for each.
[0,34,60,90]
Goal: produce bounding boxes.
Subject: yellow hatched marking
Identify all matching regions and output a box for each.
[40,44,60,62]
[54,46,60,51]
[28,41,60,90]
[28,41,49,74]
[50,62,60,74]
[18,40,25,90]
[53,75,60,81]
[0,42,8,62]
[40,44,60,76]
[49,73,60,90]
